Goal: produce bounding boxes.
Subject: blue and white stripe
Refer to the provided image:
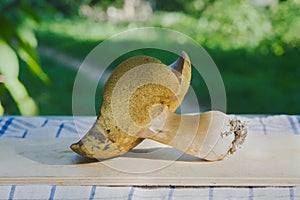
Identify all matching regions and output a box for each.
[0,185,299,200]
[0,115,299,200]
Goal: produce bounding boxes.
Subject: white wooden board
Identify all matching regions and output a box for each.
[0,135,299,186]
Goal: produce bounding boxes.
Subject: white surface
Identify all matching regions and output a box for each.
[0,134,299,186]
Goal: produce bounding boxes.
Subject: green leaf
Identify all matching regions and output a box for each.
[16,33,50,83]
[17,46,50,83]
[0,15,50,83]
[0,38,38,115]
[0,39,19,78]
[20,3,41,23]
[0,100,4,116]
[17,25,38,48]
[4,78,39,115]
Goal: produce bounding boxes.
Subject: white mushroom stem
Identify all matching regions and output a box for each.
[138,109,247,161]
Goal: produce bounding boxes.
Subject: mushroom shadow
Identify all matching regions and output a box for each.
[15,139,206,165]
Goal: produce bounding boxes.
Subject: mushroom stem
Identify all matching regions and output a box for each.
[138,109,247,161]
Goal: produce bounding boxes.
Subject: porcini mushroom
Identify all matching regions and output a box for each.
[71,52,191,159]
[70,52,247,161]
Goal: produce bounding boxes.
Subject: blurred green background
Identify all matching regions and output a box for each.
[0,0,299,115]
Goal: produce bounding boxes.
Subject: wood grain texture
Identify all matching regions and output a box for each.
[0,135,299,186]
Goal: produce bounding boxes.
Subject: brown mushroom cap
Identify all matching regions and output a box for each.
[71,53,191,159]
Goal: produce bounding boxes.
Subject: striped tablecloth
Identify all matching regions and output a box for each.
[0,115,299,200]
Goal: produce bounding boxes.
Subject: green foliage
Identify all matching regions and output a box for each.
[34,0,300,114]
[0,0,50,115]
[0,39,38,115]
[44,0,124,16]
[37,0,300,53]
[197,0,272,50]
[89,0,124,9]
[263,0,300,55]
[154,0,214,17]
[45,0,89,16]
[155,0,300,54]
[1,0,300,114]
